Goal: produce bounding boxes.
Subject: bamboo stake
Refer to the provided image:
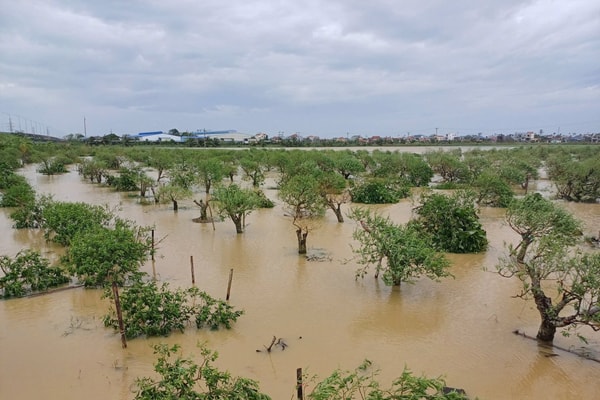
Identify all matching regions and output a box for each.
[208,201,216,231]
[226,268,233,301]
[112,281,127,349]
[190,255,196,285]
[151,229,155,261]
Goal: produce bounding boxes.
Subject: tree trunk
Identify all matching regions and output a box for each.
[233,215,243,234]
[332,204,344,223]
[533,284,557,342]
[536,318,557,342]
[296,228,308,254]
[172,199,178,212]
[194,199,209,222]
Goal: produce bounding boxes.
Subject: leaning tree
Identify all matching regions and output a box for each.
[497,193,600,342]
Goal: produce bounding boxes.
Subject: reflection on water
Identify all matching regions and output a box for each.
[1,163,600,400]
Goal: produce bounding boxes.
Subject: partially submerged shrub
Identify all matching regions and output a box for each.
[350,179,410,204]
[414,190,488,253]
[103,279,244,339]
[0,250,70,298]
[133,344,271,400]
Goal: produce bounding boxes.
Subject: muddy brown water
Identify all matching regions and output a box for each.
[1,156,600,400]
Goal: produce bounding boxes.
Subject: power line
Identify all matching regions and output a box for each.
[1,112,67,137]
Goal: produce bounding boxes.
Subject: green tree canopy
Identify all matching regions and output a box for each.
[350,178,410,204]
[133,344,271,400]
[308,360,469,400]
[279,172,326,254]
[194,156,225,194]
[0,173,35,208]
[63,219,151,287]
[0,250,70,298]
[414,191,488,253]
[41,201,114,246]
[547,153,600,202]
[239,150,267,188]
[473,170,514,207]
[349,207,451,286]
[103,281,243,338]
[425,149,470,184]
[212,184,261,233]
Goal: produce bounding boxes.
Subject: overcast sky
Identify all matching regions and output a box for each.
[1,1,599,138]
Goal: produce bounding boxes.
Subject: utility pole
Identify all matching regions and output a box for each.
[84,117,87,137]
[8,116,13,133]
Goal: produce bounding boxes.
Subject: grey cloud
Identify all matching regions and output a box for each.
[0,0,598,137]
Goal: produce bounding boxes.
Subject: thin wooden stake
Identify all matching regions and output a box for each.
[226,268,234,301]
[296,368,304,400]
[208,201,216,231]
[151,229,155,261]
[190,255,196,285]
[112,281,127,349]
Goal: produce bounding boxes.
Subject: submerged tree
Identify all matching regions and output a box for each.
[497,193,600,342]
[133,343,271,400]
[63,219,152,287]
[103,280,243,338]
[307,359,469,400]
[414,190,488,253]
[473,170,514,207]
[349,208,451,286]
[153,182,192,211]
[212,184,261,233]
[41,201,114,246]
[546,154,600,202]
[0,250,70,298]
[317,171,350,223]
[279,173,325,254]
[350,178,410,204]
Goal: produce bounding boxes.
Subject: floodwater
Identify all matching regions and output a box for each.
[1,158,600,400]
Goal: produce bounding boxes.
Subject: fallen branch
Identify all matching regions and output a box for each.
[25,284,84,298]
[256,336,288,353]
[512,329,600,363]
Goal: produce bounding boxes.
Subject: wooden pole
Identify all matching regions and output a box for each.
[151,229,155,261]
[226,268,234,301]
[296,367,304,400]
[151,259,156,281]
[208,201,216,231]
[190,255,195,285]
[112,281,127,349]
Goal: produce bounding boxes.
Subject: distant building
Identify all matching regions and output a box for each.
[192,130,252,143]
[133,131,183,142]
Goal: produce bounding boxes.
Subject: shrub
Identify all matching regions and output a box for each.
[37,158,69,175]
[191,288,245,330]
[474,171,514,207]
[104,280,194,338]
[0,250,70,298]
[350,179,410,204]
[64,220,151,287]
[0,180,36,207]
[103,280,244,338]
[133,344,271,400]
[41,201,114,246]
[414,190,488,253]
